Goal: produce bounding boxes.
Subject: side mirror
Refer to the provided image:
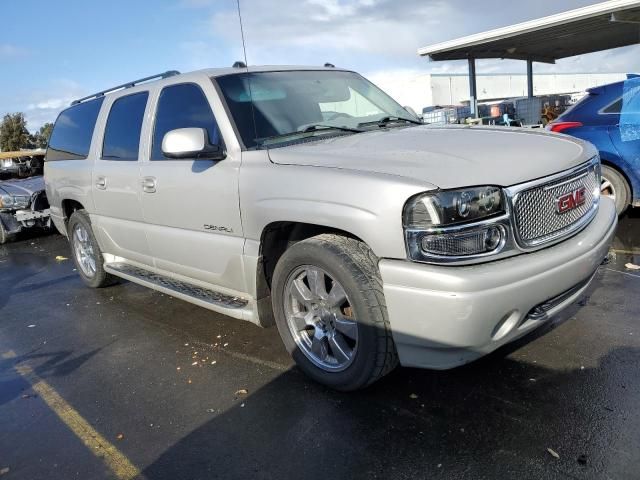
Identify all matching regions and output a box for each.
[162,128,226,160]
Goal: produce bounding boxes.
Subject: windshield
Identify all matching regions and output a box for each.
[215,70,418,148]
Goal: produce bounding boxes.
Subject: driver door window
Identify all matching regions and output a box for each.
[152,83,221,160]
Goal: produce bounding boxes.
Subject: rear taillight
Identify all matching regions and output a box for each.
[547,121,583,133]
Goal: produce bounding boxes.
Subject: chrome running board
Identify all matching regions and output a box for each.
[105,262,249,311]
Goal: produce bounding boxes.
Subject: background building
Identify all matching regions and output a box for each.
[375,72,627,113]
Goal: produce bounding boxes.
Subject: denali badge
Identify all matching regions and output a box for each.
[556,186,587,214]
[204,224,234,233]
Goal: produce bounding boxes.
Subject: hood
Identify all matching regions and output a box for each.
[267,125,594,189]
[0,175,45,197]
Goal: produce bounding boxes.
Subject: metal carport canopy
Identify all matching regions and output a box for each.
[417,0,640,63]
[416,0,640,114]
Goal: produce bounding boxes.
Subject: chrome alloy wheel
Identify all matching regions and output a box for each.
[72,223,97,278]
[283,265,358,372]
[601,175,617,201]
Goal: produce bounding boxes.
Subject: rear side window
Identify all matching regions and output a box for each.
[152,83,220,160]
[603,98,622,114]
[102,92,149,161]
[46,98,104,161]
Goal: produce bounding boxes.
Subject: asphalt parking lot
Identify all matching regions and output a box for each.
[0,212,639,480]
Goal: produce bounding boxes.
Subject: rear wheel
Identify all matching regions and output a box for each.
[272,234,397,391]
[601,165,631,215]
[67,210,116,288]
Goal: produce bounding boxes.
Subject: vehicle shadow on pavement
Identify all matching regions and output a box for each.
[140,344,640,480]
[0,251,51,309]
[0,347,105,407]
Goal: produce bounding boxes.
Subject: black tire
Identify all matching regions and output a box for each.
[272,234,397,391]
[67,210,117,288]
[0,221,16,245]
[601,165,631,216]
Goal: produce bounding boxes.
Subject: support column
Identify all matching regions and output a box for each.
[526,58,534,98]
[468,56,477,117]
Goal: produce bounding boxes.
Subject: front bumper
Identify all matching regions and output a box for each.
[0,165,22,176]
[0,208,51,235]
[379,196,617,369]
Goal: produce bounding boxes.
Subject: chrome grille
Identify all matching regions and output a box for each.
[513,164,598,247]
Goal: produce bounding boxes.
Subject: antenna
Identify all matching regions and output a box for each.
[236,0,259,148]
[236,0,249,71]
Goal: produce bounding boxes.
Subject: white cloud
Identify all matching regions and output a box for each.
[21,79,86,130]
[199,0,638,76]
[210,0,453,63]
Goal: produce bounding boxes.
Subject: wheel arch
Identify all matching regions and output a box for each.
[61,199,86,221]
[600,158,633,203]
[259,221,367,288]
[253,221,370,328]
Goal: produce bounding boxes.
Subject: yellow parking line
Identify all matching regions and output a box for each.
[2,350,142,480]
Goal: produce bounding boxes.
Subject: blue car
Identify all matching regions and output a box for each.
[548,75,640,215]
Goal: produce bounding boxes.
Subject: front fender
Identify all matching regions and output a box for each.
[240,158,435,259]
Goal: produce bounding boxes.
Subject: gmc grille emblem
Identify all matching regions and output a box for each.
[556,186,587,214]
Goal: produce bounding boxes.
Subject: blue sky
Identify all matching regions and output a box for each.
[1,0,639,130]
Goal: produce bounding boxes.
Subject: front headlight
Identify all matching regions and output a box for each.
[403,186,508,262]
[0,194,14,208]
[0,194,29,210]
[403,186,505,228]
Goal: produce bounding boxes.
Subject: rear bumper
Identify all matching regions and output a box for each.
[379,197,617,370]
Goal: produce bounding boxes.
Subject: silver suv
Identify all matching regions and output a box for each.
[45,65,617,390]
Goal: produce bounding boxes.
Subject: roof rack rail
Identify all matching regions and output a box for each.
[71,70,180,105]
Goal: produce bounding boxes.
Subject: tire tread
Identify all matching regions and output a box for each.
[309,234,398,386]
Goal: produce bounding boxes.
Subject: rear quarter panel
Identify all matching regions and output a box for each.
[44,160,95,236]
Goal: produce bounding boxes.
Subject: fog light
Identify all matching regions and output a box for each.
[484,226,502,250]
[420,225,505,257]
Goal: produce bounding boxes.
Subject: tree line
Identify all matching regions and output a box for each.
[0,113,53,152]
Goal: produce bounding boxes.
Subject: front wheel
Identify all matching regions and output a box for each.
[0,221,16,245]
[272,234,397,391]
[601,165,631,215]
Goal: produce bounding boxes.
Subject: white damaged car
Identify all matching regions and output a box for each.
[0,175,52,244]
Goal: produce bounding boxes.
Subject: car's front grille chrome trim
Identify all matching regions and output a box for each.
[506,156,600,250]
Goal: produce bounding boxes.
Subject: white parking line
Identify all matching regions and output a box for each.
[605,268,640,279]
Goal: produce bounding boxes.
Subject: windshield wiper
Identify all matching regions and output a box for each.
[358,116,422,128]
[256,124,362,146]
[298,124,363,133]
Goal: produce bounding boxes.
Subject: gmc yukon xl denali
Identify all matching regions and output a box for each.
[45,66,617,390]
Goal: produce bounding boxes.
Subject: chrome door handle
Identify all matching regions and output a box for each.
[95,176,107,190]
[142,177,157,193]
